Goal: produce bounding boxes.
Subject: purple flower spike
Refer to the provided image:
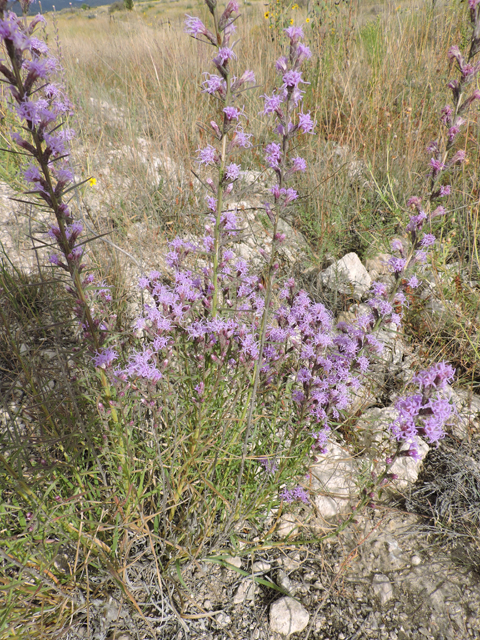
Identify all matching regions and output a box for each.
[202,73,225,95]
[94,347,118,368]
[262,91,284,115]
[292,156,307,172]
[298,111,316,134]
[185,15,216,44]
[282,69,306,88]
[407,275,420,289]
[284,25,304,43]
[184,15,205,36]
[223,105,241,120]
[225,162,241,181]
[429,157,445,173]
[450,149,466,165]
[197,144,217,165]
[388,257,407,273]
[281,486,309,504]
[420,233,435,248]
[233,126,252,148]
[390,238,404,252]
[265,142,282,168]
[296,43,312,64]
[214,47,237,68]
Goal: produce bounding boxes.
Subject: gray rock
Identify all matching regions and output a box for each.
[215,612,232,628]
[223,555,242,570]
[233,580,256,604]
[372,573,394,605]
[275,513,300,538]
[365,252,392,280]
[276,569,297,596]
[320,252,372,300]
[311,442,359,519]
[390,438,430,490]
[270,596,310,637]
[449,387,480,439]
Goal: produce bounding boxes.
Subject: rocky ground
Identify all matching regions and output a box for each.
[62,498,480,640]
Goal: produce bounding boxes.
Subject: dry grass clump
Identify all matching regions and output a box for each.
[407,436,480,572]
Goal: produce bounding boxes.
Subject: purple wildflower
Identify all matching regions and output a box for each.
[390,238,404,252]
[223,105,241,120]
[202,73,225,95]
[298,111,315,134]
[225,163,241,181]
[233,127,252,148]
[197,144,217,165]
[282,69,305,88]
[420,233,435,248]
[407,275,420,289]
[265,142,282,168]
[388,257,407,273]
[284,25,304,43]
[430,157,445,173]
[214,47,236,67]
[94,347,118,368]
[262,92,284,115]
[450,149,466,165]
[281,486,309,504]
[292,156,306,172]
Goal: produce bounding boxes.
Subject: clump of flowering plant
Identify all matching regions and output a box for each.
[0,0,125,469]
[105,0,459,552]
[0,0,468,567]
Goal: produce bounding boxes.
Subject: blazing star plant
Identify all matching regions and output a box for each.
[1,0,476,562]
[0,0,123,465]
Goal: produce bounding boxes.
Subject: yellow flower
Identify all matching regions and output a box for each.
[264,11,269,18]
[292,3,298,8]
[306,17,310,23]
[290,18,294,24]
[89,177,97,187]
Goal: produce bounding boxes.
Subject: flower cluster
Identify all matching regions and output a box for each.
[382,16,480,325]
[280,485,309,504]
[428,6,480,187]
[118,10,462,509]
[261,25,315,187]
[390,362,455,459]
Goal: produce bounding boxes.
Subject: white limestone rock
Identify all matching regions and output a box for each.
[320,253,372,300]
[270,596,310,637]
[449,387,480,439]
[310,442,359,519]
[372,573,394,606]
[390,438,430,490]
